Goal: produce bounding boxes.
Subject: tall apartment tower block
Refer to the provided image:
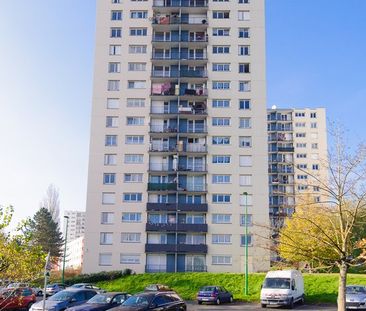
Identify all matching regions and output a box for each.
[267,107,327,242]
[83,0,269,273]
[63,210,86,242]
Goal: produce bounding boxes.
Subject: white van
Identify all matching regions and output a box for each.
[260,270,304,309]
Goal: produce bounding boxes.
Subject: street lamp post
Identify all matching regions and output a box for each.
[242,191,249,296]
[62,215,69,284]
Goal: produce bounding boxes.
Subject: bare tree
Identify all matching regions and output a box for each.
[275,125,366,311]
[40,184,60,224]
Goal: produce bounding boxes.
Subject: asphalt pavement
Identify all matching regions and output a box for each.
[186,301,337,310]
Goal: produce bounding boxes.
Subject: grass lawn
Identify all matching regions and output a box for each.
[97,272,366,303]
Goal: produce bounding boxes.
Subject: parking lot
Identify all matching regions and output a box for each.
[186,301,337,310]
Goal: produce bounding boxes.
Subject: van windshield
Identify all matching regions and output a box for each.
[263,278,291,289]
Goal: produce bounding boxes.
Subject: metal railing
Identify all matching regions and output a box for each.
[150,125,178,133]
[153,0,208,7]
[151,69,207,78]
[148,182,177,191]
[152,16,208,25]
[145,264,207,273]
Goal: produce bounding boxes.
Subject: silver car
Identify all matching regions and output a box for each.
[346,285,366,310]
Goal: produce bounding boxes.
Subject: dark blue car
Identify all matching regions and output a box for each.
[67,292,130,311]
[196,286,233,305]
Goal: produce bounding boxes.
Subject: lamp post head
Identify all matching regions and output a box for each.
[242,192,248,196]
[64,215,69,219]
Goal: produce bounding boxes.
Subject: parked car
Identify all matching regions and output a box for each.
[46,283,67,296]
[260,270,304,309]
[6,283,29,289]
[67,292,130,311]
[144,285,173,292]
[109,291,186,311]
[68,284,104,292]
[30,288,97,311]
[0,287,36,310]
[31,287,43,297]
[196,286,233,305]
[345,285,366,310]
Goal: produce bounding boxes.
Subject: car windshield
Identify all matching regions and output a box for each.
[48,291,73,301]
[46,285,56,288]
[263,278,291,289]
[122,296,150,307]
[347,287,366,294]
[200,287,216,292]
[88,294,111,304]
[70,284,84,288]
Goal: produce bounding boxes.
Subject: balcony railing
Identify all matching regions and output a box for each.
[148,182,177,191]
[277,147,295,152]
[151,70,207,78]
[152,16,208,25]
[146,222,208,232]
[178,164,206,172]
[145,243,207,253]
[149,163,173,171]
[145,264,207,273]
[150,125,178,133]
[178,183,207,192]
[185,143,207,152]
[151,87,208,97]
[153,0,208,8]
[152,36,208,43]
[146,202,208,212]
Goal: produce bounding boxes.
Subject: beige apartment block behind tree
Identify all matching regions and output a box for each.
[83,0,270,273]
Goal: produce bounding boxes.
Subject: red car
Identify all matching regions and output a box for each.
[0,287,36,310]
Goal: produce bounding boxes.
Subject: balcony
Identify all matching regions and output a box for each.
[177,183,207,192]
[177,164,206,172]
[150,125,178,134]
[149,163,174,172]
[146,202,208,212]
[278,147,295,152]
[149,143,177,153]
[152,16,208,27]
[153,0,208,8]
[146,222,208,232]
[151,69,207,79]
[151,36,208,48]
[148,182,177,191]
[151,85,208,98]
[145,264,207,273]
[145,243,207,253]
[151,53,208,62]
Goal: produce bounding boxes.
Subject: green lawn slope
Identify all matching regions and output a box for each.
[97,273,366,303]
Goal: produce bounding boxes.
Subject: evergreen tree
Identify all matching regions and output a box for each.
[29,207,64,260]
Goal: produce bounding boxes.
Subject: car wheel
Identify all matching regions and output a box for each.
[229,296,233,303]
[197,301,202,305]
[37,291,42,296]
[287,298,294,309]
[261,304,267,308]
[300,294,305,305]
[27,302,34,310]
[216,298,221,305]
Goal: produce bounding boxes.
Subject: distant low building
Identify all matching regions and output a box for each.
[65,236,84,270]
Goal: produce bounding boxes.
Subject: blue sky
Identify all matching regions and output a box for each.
[0,0,365,227]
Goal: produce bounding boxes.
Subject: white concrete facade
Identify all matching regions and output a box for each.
[65,236,84,270]
[63,210,86,242]
[83,0,269,274]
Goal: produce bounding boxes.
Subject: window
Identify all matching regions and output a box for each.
[239,136,252,147]
[124,173,143,182]
[212,99,230,108]
[130,28,147,36]
[239,81,251,92]
[212,46,230,54]
[101,212,114,224]
[128,80,146,89]
[212,63,230,72]
[128,63,146,71]
[100,232,113,245]
[130,11,148,19]
[212,175,231,184]
[212,81,230,89]
[106,116,118,127]
[121,233,141,243]
[238,45,250,56]
[123,192,142,202]
[126,135,144,144]
[122,213,142,222]
[103,173,116,185]
[298,185,308,191]
[102,192,115,204]
[120,254,140,264]
[212,214,232,224]
[296,143,306,148]
[311,122,317,128]
[312,143,318,149]
[296,133,306,138]
[239,155,252,166]
[240,214,252,226]
[99,253,112,266]
[212,155,231,164]
[239,99,251,110]
[127,98,145,107]
[238,11,250,21]
[239,174,252,186]
[312,164,319,170]
[240,234,253,246]
[212,255,231,265]
[238,0,249,3]
[104,154,117,165]
[109,45,121,55]
[124,154,143,163]
[297,153,307,158]
[107,98,119,109]
[239,28,250,38]
[212,234,231,244]
[212,136,230,145]
[310,112,317,118]
[212,28,230,36]
[111,10,122,20]
[295,122,306,127]
[108,80,120,91]
[239,117,251,128]
[212,118,230,126]
[105,135,117,146]
[111,27,122,38]
[112,0,121,3]
[127,117,144,125]
[239,63,250,73]
[295,112,305,117]
[313,186,320,192]
[297,175,308,180]
[129,45,147,54]
[212,194,231,203]
[297,163,307,169]
[212,11,230,19]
